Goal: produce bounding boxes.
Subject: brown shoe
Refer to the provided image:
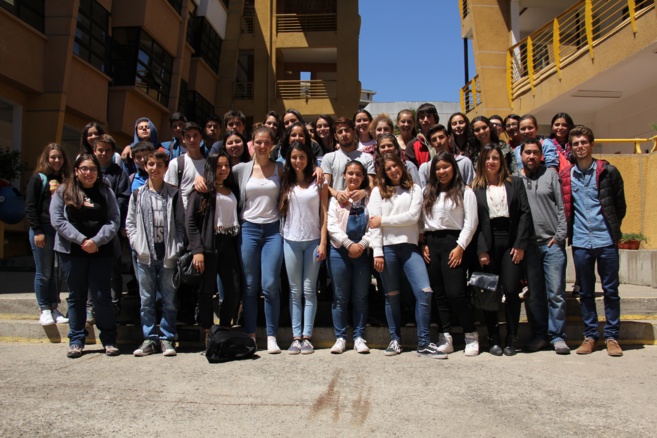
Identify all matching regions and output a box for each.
[576,337,597,354]
[606,338,623,357]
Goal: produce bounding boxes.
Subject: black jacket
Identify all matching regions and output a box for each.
[473,176,533,255]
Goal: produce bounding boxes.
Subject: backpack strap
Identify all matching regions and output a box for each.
[177,155,185,188]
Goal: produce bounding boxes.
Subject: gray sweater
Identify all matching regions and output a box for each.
[517,166,567,246]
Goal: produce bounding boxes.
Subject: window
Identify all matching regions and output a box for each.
[178,80,215,124]
[112,28,174,106]
[186,1,198,46]
[189,17,223,73]
[74,0,110,74]
[167,0,182,15]
[1,0,45,32]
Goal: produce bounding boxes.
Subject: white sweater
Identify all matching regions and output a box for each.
[368,184,423,257]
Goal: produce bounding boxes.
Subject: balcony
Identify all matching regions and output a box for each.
[507,0,655,102]
[276,13,337,33]
[460,75,481,114]
[276,80,336,100]
[233,82,253,100]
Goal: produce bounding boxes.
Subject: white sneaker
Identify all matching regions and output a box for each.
[39,310,55,326]
[436,333,454,354]
[385,339,402,356]
[267,336,281,354]
[52,308,69,324]
[354,337,370,354]
[464,331,480,357]
[330,338,346,354]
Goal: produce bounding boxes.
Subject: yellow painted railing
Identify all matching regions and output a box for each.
[459,0,469,19]
[276,80,337,100]
[597,136,657,154]
[460,75,481,114]
[507,0,654,102]
[276,13,337,33]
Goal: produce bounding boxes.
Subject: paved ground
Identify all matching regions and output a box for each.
[1,342,657,437]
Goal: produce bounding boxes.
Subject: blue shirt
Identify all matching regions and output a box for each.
[571,160,613,248]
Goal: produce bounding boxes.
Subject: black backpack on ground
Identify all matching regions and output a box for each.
[205,325,257,363]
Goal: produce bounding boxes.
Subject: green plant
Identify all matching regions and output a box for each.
[0,148,26,183]
[620,232,648,243]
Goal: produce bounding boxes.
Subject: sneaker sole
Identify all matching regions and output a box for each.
[300,350,314,355]
[330,349,344,354]
[162,351,177,357]
[355,349,370,354]
[267,350,281,354]
[417,353,448,359]
[384,351,400,356]
[133,351,156,357]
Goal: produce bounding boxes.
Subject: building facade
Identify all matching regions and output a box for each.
[0,0,360,257]
[459,0,657,154]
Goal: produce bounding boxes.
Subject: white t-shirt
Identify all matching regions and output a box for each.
[421,189,479,250]
[241,168,280,224]
[321,147,375,191]
[215,191,239,235]
[164,154,205,211]
[281,181,322,242]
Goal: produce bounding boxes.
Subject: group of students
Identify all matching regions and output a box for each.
[25,103,626,359]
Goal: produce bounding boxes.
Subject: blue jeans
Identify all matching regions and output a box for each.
[29,228,60,310]
[137,260,177,342]
[573,245,620,340]
[379,243,432,346]
[524,243,567,343]
[240,220,283,336]
[329,246,370,340]
[284,238,321,338]
[59,253,116,347]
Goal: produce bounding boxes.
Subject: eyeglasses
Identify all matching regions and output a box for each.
[78,166,98,173]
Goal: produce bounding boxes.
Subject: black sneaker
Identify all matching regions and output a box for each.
[133,340,158,357]
[417,343,447,359]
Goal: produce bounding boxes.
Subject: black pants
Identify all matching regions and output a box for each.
[199,234,241,329]
[426,230,476,333]
[483,218,523,338]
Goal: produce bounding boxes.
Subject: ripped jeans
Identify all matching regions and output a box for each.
[379,243,432,346]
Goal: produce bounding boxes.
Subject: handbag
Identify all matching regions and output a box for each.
[470,271,502,311]
[206,325,257,363]
[173,251,202,288]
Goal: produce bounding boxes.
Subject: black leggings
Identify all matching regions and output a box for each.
[426,230,476,333]
[483,218,523,338]
[199,234,241,329]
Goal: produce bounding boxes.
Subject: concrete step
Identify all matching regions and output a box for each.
[1,318,655,350]
[5,291,657,325]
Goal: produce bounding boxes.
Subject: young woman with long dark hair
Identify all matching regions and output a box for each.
[421,151,479,356]
[472,143,532,356]
[26,143,71,326]
[187,151,242,336]
[354,109,375,152]
[279,142,329,354]
[313,114,337,156]
[369,153,442,358]
[50,153,120,358]
[469,115,517,173]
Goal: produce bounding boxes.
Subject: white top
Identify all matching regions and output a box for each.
[164,154,206,211]
[214,191,239,236]
[422,188,479,250]
[241,168,280,224]
[281,181,322,242]
[358,138,376,151]
[487,185,509,219]
[320,148,376,191]
[368,184,423,257]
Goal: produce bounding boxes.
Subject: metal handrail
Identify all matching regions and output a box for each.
[597,136,657,154]
[460,75,481,113]
[276,13,337,33]
[276,80,336,100]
